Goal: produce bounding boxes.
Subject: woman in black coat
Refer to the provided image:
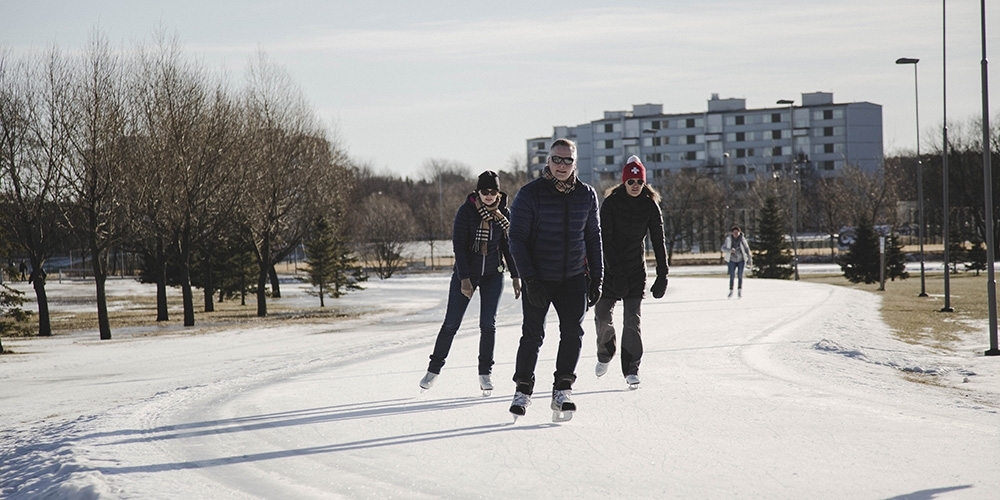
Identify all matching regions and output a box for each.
[593,156,668,389]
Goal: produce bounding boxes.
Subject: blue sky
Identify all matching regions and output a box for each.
[3,1,998,179]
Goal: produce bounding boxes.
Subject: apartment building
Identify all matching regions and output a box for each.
[526,92,883,186]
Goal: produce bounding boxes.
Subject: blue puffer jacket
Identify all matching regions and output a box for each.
[509,177,603,283]
[453,192,518,280]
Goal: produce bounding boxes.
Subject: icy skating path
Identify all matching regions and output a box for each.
[1,276,998,499]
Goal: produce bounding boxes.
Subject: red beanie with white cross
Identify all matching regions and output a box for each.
[622,155,646,183]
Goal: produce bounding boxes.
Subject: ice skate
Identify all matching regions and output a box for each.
[595,361,609,378]
[551,389,576,422]
[419,371,438,391]
[727,289,733,299]
[625,374,641,390]
[509,391,531,421]
[738,288,742,298]
[478,374,494,396]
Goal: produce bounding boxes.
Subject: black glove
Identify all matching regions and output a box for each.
[651,274,668,299]
[605,274,628,299]
[524,277,549,308]
[587,278,602,308]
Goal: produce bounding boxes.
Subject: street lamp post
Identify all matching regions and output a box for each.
[896,57,928,297]
[941,1,954,312]
[777,99,799,280]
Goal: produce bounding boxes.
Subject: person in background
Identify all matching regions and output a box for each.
[419,170,520,395]
[507,138,603,420]
[721,225,752,298]
[593,155,668,389]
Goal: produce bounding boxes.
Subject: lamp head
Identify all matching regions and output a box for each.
[895,57,919,65]
[776,99,794,105]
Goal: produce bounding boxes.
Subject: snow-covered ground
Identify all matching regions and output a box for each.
[1,271,998,499]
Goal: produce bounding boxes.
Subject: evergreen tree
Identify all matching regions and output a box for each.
[966,235,987,276]
[885,234,909,281]
[947,223,967,275]
[752,197,794,279]
[304,217,366,306]
[840,218,881,284]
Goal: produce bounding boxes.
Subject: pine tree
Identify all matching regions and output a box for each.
[752,196,794,279]
[305,216,366,306]
[840,218,880,284]
[966,235,987,276]
[885,234,909,281]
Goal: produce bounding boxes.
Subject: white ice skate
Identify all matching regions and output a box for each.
[419,371,437,391]
[625,374,641,390]
[551,389,576,422]
[478,374,494,397]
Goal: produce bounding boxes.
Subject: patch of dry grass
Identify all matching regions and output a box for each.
[802,271,994,351]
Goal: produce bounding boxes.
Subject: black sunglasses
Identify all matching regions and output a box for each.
[479,188,498,196]
[626,179,644,186]
[550,155,575,165]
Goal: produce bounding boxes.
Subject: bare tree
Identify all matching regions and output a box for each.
[59,32,131,340]
[0,48,71,336]
[239,52,332,316]
[358,192,415,279]
[131,33,246,326]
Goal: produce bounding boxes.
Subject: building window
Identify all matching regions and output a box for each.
[736,149,746,158]
[686,118,695,128]
[822,160,835,170]
[685,151,697,161]
[823,127,834,137]
[824,143,835,154]
[533,141,546,150]
[604,123,614,133]
[604,140,615,149]
[772,113,781,123]
[772,130,781,140]
[735,132,745,142]
[686,135,697,145]
[824,109,833,120]
[645,153,662,163]
[737,164,747,175]
[735,115,745,125]
[772,146,782,157]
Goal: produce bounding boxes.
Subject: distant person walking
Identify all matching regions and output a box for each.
[721,225,752,298]
[507,138,603,421]
[419,170,520,396]
[18,260,27,281]
[593,156,668,389]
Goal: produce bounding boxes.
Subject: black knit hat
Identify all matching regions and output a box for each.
[477,170,500,192]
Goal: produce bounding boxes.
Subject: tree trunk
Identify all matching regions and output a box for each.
[180,230,195,327]
[256,233,269,317]
[30,262,52,337]
[91,240,111,340]
[203,252,215,313]
[268,264,281,298]
[156,237,168,322]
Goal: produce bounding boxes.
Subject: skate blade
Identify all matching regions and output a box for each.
[481,389,492,397]
[628,384,639,390]
[552,410,574,422]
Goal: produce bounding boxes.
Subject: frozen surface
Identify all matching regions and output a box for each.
[1,273,998,499]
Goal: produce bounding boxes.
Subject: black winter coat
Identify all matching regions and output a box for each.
[509,177,603,283]
[600,187,668,299]
[453,192,518,281]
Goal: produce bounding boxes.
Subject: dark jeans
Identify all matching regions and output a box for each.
[593,295,643,377]
[512,273,588,395]
[428,271,504,375]
[728,260,746,290]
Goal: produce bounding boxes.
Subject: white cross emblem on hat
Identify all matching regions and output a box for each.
[631,166,640,175]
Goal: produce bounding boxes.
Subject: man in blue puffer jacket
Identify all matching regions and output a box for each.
[507,138,603,420]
